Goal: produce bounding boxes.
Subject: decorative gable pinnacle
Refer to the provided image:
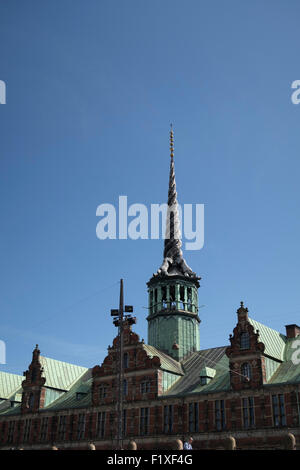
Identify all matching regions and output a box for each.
[237,301,249,322]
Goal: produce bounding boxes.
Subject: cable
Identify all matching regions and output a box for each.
[201,353,250,381]
[33,280,120,329]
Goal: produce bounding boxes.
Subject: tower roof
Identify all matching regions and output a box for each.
[154,127,200,280]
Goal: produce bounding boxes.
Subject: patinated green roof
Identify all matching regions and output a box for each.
[142,344,183,375]
[248,318,286,361]
[0,403,22,416]
[0,357,89,415]
[267,338,300,385]
[164,346,229,396]
[0,372,23,400]
[40,356,88,391]
[43,370,92,411]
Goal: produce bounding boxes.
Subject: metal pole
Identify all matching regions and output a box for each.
[116,279,124,450]
[111,280,135,450]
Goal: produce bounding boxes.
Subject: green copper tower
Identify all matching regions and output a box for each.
[147,127,201,361]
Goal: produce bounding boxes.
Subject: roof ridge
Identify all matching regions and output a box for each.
[40,355,89,368]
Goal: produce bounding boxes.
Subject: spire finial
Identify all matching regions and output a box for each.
[170,124,174,159]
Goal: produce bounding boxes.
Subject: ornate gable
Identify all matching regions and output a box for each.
[21,345,46,413]
[92,324,161,406]
[226,303,266,391]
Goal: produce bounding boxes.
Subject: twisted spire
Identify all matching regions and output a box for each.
[155,126,197,278]
[170,123,174,158]
[163,125,183,260]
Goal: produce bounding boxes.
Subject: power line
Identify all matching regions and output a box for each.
[202,354,250,381]
[33,280,120,329]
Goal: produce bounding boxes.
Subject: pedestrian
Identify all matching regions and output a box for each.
[183,437,193,450]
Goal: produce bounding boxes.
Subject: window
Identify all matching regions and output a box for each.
[140,407,149,435]
[123,409,127,436]
[0,422,6,443]
[97,412,106,438]
[180,286,185,310]
[200,376,207,385]
[150,290,154,313]
[58,415,67,441]
[23,419,31,442]
[140,381,150,394]
[189,403,199,433]
[32,419,38,442]
[187,288,192,311]
[164,405,173,433]
[123,353,129,369]
[76,392,86,401]
[294,391,300,426]
[215,400,226,431]
[40,417,48,441]
[240,332,250,350]
[87,413,93,439]
[50,416,58,441]
[123,379,128,396]
[242,397,255,428]
[77,414,86,440]
[272,394,286,427]
[99,385,107,400]
[109,411,114,438]
[241,363,251,382]
[7,421,15,444]
[69,415,74,440]
[170,285,176,309]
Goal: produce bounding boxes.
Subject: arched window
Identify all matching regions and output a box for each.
[241,363,251,382]
[240,332,250,350]
[149,290,154,313]
[169,285,176,309]
[187,288,192,311]
[123,352,129,369]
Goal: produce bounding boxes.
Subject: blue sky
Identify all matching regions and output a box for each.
[1,0,300,374]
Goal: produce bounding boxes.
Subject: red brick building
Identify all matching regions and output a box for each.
[0,131,299,450]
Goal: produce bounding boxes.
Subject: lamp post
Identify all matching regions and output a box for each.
[111,279,136,450]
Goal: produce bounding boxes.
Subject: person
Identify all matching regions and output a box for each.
[174,439,183,450]
[183,437,193,450]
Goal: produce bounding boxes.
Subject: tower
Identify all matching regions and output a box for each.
[147,127,201,360]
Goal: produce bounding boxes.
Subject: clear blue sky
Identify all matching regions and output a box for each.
[1,0,300,374]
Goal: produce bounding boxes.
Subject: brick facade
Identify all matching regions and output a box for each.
[0,316,299,450]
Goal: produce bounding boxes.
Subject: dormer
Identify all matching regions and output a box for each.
[199,366,216,385]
